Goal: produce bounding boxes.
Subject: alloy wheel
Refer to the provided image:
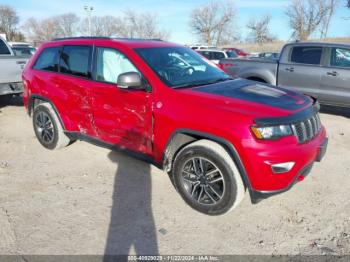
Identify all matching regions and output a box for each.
[35,111,54,144]
[181,157,225,205]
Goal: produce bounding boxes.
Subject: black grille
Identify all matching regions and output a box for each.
[291,113,321,143]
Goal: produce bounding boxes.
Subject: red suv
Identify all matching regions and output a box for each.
[22,37,328,215]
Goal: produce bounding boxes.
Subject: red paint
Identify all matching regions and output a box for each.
[22,38,327,193]
[223,47,250,57]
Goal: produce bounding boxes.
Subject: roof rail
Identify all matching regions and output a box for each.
[52,36,163,41]
[52,36,112,41]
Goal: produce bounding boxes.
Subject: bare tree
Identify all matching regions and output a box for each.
[123,10,170,39]
[23,17,60,42]
[79,12,169,39]
[320,0,340,38]
[80,15,123,36]
[23,13,79,42]
[23,11,170,42]
[0,5,20,40]
[286,0,330,40]
[55,13,80,37]
[246,15,275,45]
[189,1,237,45]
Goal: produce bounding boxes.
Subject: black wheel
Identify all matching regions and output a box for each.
[0,95,12,105]
[32,103,71,150]
[172,140,245,215]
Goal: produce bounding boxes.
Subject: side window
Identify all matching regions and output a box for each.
[330,47,350,68]
[199,51,210,60]
[213,52,225,60]
[290,46,322,65]
[0,40,11,55]
[95,47,139,84]
[59,45,92,78]
[33,47,60,72]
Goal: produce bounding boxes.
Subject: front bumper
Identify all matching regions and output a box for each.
[237,121,328,204]
[250,137,328,203]
[0,82,23,96]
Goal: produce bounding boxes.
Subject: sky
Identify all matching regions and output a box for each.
[1,0,350,44]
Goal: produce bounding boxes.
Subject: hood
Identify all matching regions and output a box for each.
[191,79,312,111]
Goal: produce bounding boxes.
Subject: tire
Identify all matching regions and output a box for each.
[172,139,245,215]
[0,95,12,105]
[32,103,72,150]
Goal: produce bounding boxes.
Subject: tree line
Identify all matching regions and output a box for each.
[190,0,350,45]
[0,7,170,43]
[0,0,349,45]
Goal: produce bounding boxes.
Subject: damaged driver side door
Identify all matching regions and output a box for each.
[90,46,153,155]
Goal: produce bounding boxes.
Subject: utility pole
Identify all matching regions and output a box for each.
[84,5,94,36]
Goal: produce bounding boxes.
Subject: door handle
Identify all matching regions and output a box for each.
[285,67,294,72]
[327,71,338,77]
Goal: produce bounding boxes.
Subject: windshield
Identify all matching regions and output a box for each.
[135,47,230,88]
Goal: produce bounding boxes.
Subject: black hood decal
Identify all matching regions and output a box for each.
[193,79,310,110]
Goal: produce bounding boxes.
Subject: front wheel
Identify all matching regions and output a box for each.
[172,140,245,215]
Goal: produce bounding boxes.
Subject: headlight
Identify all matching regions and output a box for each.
[251,125,293,140]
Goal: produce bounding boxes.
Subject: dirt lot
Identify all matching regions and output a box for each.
[0,97,349,257]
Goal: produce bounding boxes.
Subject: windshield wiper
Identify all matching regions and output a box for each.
[173,82,208,89]
[173,77,233,89]
[207,77,233,84]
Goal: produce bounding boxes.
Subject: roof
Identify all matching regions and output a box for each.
[197,49,224,52]
[49,37,180,49]
[284,41,350,48]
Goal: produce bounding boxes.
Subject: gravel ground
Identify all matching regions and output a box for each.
[0,97,349,257]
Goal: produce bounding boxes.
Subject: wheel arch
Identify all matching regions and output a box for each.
[240,70,275,85]
[246,76,268,83]
[162,129,252,191]
[28,94,66,130]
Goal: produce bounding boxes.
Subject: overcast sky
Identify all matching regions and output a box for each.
[3,0,350,44]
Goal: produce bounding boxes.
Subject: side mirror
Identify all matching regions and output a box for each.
[117,72,144,90]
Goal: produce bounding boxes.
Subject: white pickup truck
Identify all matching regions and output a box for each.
[0,36,29,103]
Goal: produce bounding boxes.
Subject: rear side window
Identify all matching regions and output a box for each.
[59,45,92,78]
[0,40,11,55]
[330,47,350,68]
[33,47,60,72]
[290,46,322,65]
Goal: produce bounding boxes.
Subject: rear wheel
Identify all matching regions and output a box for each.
[32,103,72,150]
[172,140,245,215]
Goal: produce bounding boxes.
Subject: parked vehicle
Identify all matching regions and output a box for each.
[197,49,238,64]
[220,42,350,107]
[0,36,29,103]
[189,45,217,50]
[12,46,36,57]
[8,41,32,47]
[23,37,327,215]
[223,47,250,57]
[8,42,37,57]
[258,52,280,60]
